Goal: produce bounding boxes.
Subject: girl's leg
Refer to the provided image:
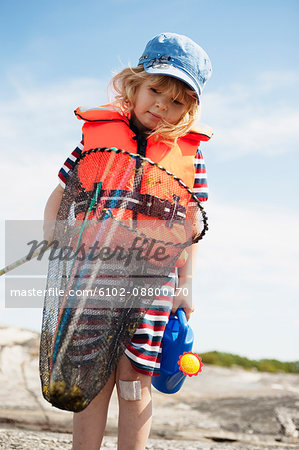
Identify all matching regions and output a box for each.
[72,371,116,450]
[116,354,152,450]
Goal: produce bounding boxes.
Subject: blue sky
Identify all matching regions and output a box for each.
[0,0,298,361]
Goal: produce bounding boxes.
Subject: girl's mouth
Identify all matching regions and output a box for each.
[148,112,162,120]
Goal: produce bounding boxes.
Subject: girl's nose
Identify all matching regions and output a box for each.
[156,96,168,110]
[156,100,168,111]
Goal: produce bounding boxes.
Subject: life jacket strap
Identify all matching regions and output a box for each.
[74,189,186,227]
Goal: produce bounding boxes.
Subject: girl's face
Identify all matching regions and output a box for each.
[131,79,187,133]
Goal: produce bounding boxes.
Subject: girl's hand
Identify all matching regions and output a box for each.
[174,243,198,321]
[181,306,194,321]
[171,294,194,321]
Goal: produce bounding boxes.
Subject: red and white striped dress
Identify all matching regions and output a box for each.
[58,141,208,376]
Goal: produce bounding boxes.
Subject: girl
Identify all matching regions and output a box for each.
[43,32,212,450]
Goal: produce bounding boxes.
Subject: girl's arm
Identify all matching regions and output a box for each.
[43,184,64,241]
[44,143,80,241]
[171,243,199,321]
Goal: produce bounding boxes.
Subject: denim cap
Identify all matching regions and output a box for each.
[138,32,212,101]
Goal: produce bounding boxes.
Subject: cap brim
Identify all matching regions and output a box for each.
[143,63,201,100]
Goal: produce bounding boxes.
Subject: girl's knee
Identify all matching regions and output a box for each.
[118,379,142,401]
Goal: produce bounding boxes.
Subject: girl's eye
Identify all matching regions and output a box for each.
[173,99,183,105]
[150,87,160,94]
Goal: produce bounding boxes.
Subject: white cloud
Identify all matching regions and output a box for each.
[190,200,299,360]
[257,70,299,93]
[0,75,110,217]
[196,199,299,304]
[0,76,108,165]
[198,70,299,161]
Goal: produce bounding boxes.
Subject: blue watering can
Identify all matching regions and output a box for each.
[152,308,202,394]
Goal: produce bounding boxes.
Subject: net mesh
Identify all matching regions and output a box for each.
[39,147,208,411]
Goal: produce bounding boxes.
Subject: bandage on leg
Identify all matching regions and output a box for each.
[119,380,141,401]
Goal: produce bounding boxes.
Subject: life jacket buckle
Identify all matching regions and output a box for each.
[143,194,155,216]
[165,194,181,228]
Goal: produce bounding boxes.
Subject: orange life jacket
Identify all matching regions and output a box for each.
[74,104,212,189]
[74,104,212,267]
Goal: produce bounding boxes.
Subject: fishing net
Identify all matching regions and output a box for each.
[39,147,208,412]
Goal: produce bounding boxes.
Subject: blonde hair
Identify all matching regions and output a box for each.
[111,66,199,143]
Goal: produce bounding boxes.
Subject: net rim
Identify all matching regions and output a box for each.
[70,147,208,243]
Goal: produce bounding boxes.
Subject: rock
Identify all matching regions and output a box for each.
[276,407,299,438]
[0,325,38,347]
[0,325,299,449]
